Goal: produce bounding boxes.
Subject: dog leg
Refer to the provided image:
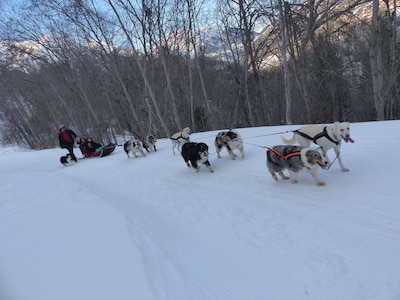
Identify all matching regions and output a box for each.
[193,164,201,172]
[172,141,177,155]
[270,172,279,181]
[239,148,245,159]
[177,142,184,153]
[227,148,236,160]
[310,170,325,186]
[289,171,298,183]
[278,171,289,180]
[204,161,214,173]
[216,147,222,158]
[189,160,200,172]
[334,145,349,172]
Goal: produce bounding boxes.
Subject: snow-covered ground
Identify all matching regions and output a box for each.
[1,121,399,300]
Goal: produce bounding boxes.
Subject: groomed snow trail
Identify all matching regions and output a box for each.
[1,121,399,300]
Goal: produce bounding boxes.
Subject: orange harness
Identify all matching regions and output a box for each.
[269,147,301,160]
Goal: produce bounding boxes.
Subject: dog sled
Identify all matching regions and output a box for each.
[81,142,117,158]
[60,143,117,166]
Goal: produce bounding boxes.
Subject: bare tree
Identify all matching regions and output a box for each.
[106,0,171,137]
[274,0,293,125]
[216,0,266,127]
[369,0,399,120]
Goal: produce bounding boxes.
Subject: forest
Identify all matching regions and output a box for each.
[0,0,398,149]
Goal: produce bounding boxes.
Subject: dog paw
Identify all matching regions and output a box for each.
[341,168,350,172]
[317,181,325,186]
[291,179,298,184]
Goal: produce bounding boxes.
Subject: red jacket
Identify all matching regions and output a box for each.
[58,129,77,148]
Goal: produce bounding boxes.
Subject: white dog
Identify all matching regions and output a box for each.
[171,127,191,155]
[281,122,354,171]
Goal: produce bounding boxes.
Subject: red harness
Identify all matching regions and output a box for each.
[269,147,301,160]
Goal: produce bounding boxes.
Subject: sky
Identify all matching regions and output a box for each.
[0,120,399,300]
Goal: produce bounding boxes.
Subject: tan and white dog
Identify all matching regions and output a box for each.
[281,122,354,172]
[267,145,330,186]
[171,127,191,155]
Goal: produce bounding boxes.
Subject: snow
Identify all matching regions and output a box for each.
[1,121,399,300]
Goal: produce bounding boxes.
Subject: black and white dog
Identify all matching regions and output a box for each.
[171,127,191,155]
[60,153,73,166]
[181,142,214,173]
[142,135,157,152]
[266,145,330,186]
[215,129,245,160]
[123,139,146,158]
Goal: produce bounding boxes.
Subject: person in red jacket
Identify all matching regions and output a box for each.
[58,125,78,162]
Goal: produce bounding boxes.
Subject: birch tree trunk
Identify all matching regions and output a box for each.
[369,0,385,120]
[277,0,292,125]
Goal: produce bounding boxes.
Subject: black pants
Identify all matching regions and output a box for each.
[64,144,77,162]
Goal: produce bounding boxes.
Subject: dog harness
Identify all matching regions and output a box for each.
[170,133,190,141]
[269,147,301,160]
[294,127,340,145]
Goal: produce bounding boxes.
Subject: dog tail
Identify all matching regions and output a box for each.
[281,134,296,145]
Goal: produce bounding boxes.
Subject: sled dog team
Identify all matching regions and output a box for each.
[172,121,354,186]
[63,121,354,186]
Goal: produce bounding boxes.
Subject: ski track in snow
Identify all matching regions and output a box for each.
[1,121,400,300]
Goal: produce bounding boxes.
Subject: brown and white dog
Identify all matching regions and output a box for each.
[281,122,354,172]
[215,129,245,160]
[171,127,191,155]
[123,139,146,158]
[142,135,157,152]
[266,145,330,186]
[181,142,214,173]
